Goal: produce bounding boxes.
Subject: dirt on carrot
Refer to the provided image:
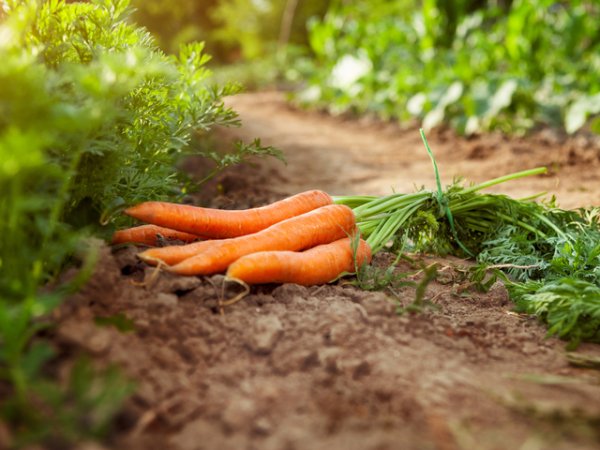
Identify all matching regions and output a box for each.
[50,92,600,450]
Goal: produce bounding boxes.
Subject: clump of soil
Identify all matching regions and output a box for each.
[52,92,600,449]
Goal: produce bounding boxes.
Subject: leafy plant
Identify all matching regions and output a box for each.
[510,279,600,349]
[396,263,439,314]
[130,0,331,63]
[352,257,412,293]
[478,210,600,347]
[1,357,134,448]
[297,0,600,134]
[0,0,276,445]
[129,0,218,55]
[195,138,283,186]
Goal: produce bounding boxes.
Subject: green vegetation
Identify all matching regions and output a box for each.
[129,0,332,89]
[131,0,331,61]
[335,131,600,347]
[297,0,600,134]
[0,0,276,445]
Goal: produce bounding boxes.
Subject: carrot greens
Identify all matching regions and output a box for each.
[334,131,600,347]
[0,0,279,445]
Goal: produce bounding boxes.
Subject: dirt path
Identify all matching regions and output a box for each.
[55,92,600,450]
[223,91,600,208]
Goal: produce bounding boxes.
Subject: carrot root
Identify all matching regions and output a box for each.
[129,260,166,287]
[166,204,357,276]
[112,224,200,246]
[124,190,333,239]
[225,237,372,285]
[138,239,217,266]
[221,277,251,308]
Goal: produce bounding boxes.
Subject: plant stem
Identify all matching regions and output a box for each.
[462,167,547,194]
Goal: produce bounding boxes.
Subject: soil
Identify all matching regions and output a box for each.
[54,92,600,450]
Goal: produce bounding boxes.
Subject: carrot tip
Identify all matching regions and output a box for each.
[223,275,247,287]
[138,252,167,266]
[130,261,166,288]
[222,276,250,307]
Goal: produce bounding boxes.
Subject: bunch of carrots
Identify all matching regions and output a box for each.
[112,190,372,286]
[112,132,548,288]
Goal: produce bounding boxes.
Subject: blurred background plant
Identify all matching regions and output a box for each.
[129,0,332,87]
[294,0,600,135]
[126,0,599,134]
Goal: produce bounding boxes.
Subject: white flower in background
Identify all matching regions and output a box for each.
[329,52,372,92]
[251,0,270,12]
[298,85,322,104]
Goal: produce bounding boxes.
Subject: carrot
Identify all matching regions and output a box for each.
[124,190,332,239]
[226,237,372,285]
[111,224,201,246]
[163,204,356,276]
[138,239,215,266]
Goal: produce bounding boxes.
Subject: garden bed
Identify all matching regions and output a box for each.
[51,92,600,450]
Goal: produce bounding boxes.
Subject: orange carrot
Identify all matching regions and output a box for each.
[162,204,356,276]
[138,239,215,266]
[226,237,372,285]
[111,224,201,246]
[124,190,332,239]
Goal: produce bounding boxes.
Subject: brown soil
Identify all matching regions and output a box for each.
[55,92,600,450]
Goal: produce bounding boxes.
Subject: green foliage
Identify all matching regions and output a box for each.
[211,0,281,60]
[478,210,600,346]
[348,241,438,314]
[297,0,600,134]
[131,0,331,62]
[2,0,252,230]
[509,279,600,349]
[1,0,273,445]
[129,0,218,54]
[2,357,134,448]
[396,263,439,314]
[211,0,330,60]
[335,133,600,346]
[351,250,412,292]
[95,313,136,332]
[195,138,283,185]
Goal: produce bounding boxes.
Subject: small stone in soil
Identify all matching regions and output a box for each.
[248,315,283,354]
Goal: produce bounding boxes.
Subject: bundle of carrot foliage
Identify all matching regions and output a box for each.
[112,190,372,285]
[337,172,600,347]
[332,131,600,347]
